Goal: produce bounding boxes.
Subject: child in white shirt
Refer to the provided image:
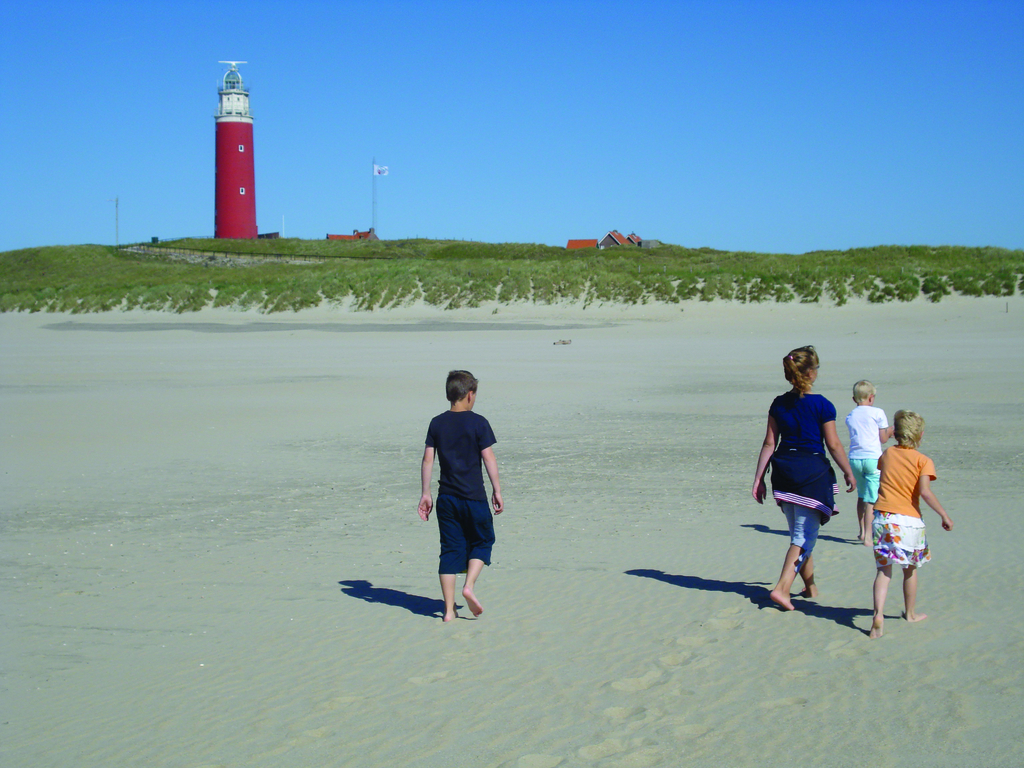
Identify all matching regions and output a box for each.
[845,380,894,545]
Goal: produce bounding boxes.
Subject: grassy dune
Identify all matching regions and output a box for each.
[1,239,1021,313]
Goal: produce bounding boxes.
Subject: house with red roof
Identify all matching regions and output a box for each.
[566,239,599,250]
[599,230,627,247]
[599,230,642,248]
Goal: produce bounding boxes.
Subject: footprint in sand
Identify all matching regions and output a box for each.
[666,687,696,698]
[256,744,293,759]
[831,646,869,658]
[758,697,809,709]
[578,738,626,760]
[514,755,563,768]
[408,670,449,685]
[606,746,665,767]
[674,635,715,649]
[673,723,710,739]
[658,651,694,667]
[315,695,362,711]
[603,706,647,721]
[301,726,330,739]
[827,640,868,658]
[701,618,744,631]
[783,670,815,680]
[611,670,662,692]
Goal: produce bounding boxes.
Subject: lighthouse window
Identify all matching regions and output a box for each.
[240,187,246,195]
[238,144,245,152]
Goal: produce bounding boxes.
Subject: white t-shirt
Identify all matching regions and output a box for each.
[846,405,889,460]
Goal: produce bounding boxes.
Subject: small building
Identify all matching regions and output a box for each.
[599,230,627,248]
[566,239,599,250]
[327,228,380,241]
[599,230,642,248]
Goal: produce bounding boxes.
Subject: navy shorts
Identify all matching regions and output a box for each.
[436,494,495,574]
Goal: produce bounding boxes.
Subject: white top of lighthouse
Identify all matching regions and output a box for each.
[216,62,252,123]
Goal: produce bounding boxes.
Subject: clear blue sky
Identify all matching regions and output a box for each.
[2,0,1021,254]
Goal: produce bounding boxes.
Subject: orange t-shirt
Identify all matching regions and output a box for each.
[874,446,936,519]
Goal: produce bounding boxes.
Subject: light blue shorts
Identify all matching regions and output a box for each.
[780,502,821,570]
[849,457,881,503]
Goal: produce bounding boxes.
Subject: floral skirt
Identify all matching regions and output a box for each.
[873,512,930,569]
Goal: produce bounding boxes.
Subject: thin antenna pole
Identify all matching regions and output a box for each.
[372,156,377,233]
[108,197,119,247]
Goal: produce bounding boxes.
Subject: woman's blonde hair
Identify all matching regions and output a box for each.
[893,410,925,448]
[783,346,819,393]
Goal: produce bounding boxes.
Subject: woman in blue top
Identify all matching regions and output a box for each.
[752,346,856,611]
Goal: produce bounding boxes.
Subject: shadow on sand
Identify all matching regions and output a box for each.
[338,579,447,619]
[625,568,771,607]
[741,522,852,545]
[625,568,871,632]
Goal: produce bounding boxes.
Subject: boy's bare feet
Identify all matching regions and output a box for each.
[462,587,484,617]
[903,612,927,623]
[863,538,873,548]
[869,616,884,638]
[798,583,819,599]
[442,611,458,623]
[769,590,795,610]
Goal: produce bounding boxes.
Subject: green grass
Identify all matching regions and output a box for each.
[0,240,1021,313]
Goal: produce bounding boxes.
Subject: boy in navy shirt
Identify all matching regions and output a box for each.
[418,370,503,622]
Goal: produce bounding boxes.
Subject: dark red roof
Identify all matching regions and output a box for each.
[327,230,376,241]
[566,239,599,249]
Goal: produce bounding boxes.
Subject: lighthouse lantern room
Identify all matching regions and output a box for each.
[214,62,257,239]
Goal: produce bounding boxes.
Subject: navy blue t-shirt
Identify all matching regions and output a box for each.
[769,391,836,454]
[425,410,497,501]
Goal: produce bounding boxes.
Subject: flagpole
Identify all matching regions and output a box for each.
[372,156,377,233]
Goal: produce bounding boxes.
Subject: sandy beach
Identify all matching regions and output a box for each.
[2,296,1022,768]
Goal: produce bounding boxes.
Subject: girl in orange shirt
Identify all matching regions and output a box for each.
[869,410,953,639]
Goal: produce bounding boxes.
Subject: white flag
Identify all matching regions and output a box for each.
[373,164,389,176]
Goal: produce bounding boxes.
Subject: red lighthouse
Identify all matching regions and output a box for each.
[215,62,257,239]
